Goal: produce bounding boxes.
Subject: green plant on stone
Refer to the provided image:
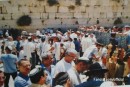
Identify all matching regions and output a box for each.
[17,15,32,26]
[68,5,75,10]
[47,0,59,6]
[75,0,81,6]
[113,17,123,25]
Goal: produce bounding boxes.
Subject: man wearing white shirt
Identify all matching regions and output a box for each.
[67,57,89,87]
[24,37,36,69]
[54,48,77,77]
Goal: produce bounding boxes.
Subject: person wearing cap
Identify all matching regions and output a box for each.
[29,66,47,87]
[67,57,89,87]
[75,62,109,87]
[0,46,18,87]
[14,59,31,87]
[54,48,77,77]
[41,52,55,87]
[0,70,5,87]
[53,72,71,87]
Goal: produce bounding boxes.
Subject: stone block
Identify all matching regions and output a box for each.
[0,20,16,27]
[77,19,87,25]
[48,13,55,19]
[39,0,47,6]
[45,6,57,13]
[19,6,29,13]
[106,11,113,18]
[58,0,75,6]
[82,13,89,18]
[41,13,48,19]
[90,0,97,6]
[102,0,110,6]
[30,13,41,19]
[12,13,24,20]
[56,13,73,19]
[74,13,83,18]
[29,7,39,13]
[11,6,19,13]
[88,12,94,18]
[0,14,3,20]
[93,12,100,18]
[44,19,61,25]
[36,6,45,13]
[62,18,77,25]
[100,12,107,18]
[3,14,11,20]
[31,19,42,26]
[81,0,90,6]
[74,6,86,13]
[58,6,69,13]
[4,6,11,13]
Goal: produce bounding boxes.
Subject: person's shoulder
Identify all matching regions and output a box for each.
[14,76,30,87]
[1,54,6,57]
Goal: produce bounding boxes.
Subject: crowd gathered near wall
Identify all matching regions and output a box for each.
[1,25,130,87]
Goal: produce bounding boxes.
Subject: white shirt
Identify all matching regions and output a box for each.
[54,58,73,77]
[67,67,81,87]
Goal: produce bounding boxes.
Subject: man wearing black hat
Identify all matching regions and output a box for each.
[67,57,89,87]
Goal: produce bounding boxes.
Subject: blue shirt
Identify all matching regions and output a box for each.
[14,73,31,87]
[0,54,18,73]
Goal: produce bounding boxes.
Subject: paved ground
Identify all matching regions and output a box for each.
[0,64,14,87]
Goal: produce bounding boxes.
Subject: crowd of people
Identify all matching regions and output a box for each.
[0,25,130,87]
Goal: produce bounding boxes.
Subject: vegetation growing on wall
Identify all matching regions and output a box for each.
[75,0,81,6]
[112,0,121,3]
[113,17,123,25]
[17,15,32,26]
[68,5,75,10]
[47,0,59,6]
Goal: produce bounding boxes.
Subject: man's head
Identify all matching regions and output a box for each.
[18,59,31,76]
[41,52,53,67]
[0,70,5,87]
[29,67,47,85]
[5,46,12,53]
[75,57,90,73]
[64,48,77,63]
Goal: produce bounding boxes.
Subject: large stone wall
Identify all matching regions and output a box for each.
[0,0,130,29]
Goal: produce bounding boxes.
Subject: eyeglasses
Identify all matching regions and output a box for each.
[68,55,76,58]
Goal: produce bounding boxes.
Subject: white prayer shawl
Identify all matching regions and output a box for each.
[19,50,25,60]
[67,67,81,87]
[36,30,41,36]
[68,41,75,49]
[20,40,28,47]
[24,42,35,59]
[54,58,73,77]
[70,33,77,40]
[83,45,97,59]
[81,37,93,52]
[40,42,51,56]
[54,42,61,61]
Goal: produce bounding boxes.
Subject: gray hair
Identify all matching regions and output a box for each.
[41,52,52,60]
[65,48,77,55]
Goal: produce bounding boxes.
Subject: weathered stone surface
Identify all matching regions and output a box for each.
[58,6,69,13]
[45,6,57,13]
[0,0,130,28]
[48,13,55,19]
[56,13,73,19]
